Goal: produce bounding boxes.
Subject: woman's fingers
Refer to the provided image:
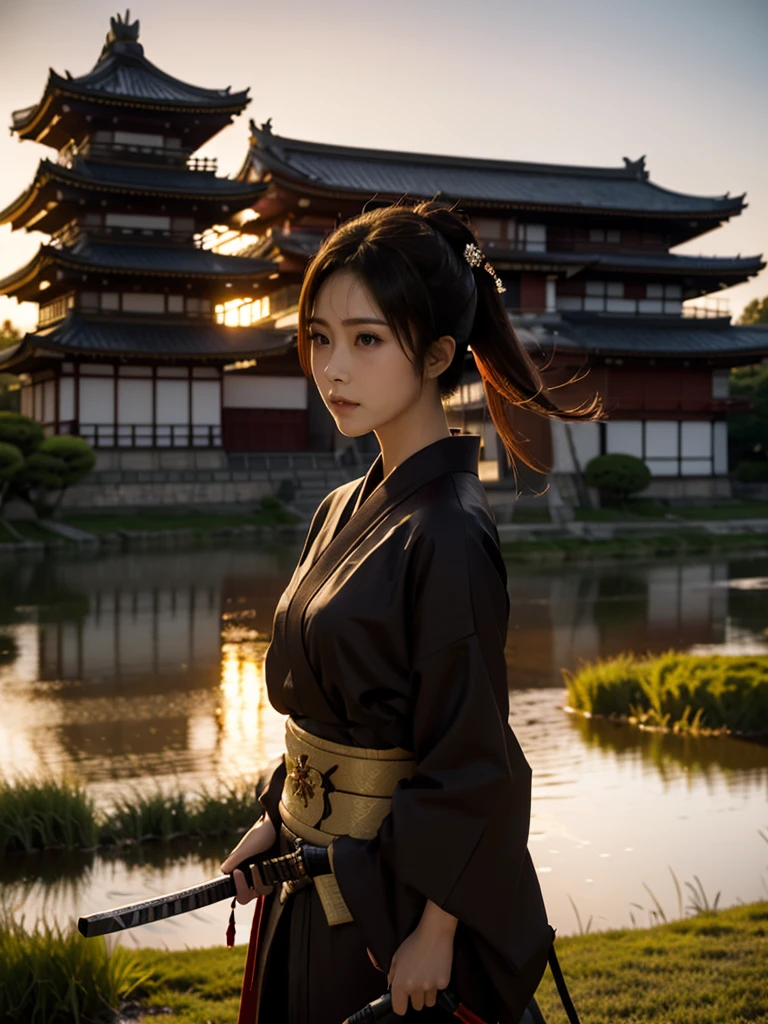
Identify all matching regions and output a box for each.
[232,868,256,905]
[390,984,438,1015]
[231,867,274,903]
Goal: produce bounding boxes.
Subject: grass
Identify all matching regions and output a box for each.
[574,499,768,522]
[563,651,768,736]
[0,776,268,856]
[2,903,765,1024]
[500,529,768,562]
[533,900,768,1024]
[0,778,99,854]
[1,873,766,1022]
[63,505,302,535]
[122,900,768,1023]
[0,913,149,1024]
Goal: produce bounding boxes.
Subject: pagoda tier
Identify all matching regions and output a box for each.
[0,315,293,371]
[0,159,266,237]
[239,120,746,245]
[11,12,250,153]
[0,15,304,457]
[0,242,277,304]
[0,316,299,450]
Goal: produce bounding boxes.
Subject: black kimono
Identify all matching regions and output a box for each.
[250,432,554,1024]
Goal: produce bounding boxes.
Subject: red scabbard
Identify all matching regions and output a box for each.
[236,894,265,1024]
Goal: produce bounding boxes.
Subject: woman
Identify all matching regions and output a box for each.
[222,201,598,1024]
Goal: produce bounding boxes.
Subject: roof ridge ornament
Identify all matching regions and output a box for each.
[622,155,648,181]
[99,9,142,62]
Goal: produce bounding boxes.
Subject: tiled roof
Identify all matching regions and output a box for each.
[491,248,764,276]
[243,229,763,281]
[0,314,294,369]
[519,316,768,357]
[59,159,265,197]
[12,47,248,131]
[0,241,277,292]
[245,122,746,217]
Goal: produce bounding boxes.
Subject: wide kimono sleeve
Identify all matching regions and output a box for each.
[330,502,542,990]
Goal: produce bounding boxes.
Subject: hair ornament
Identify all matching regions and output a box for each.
[463,242,506,294]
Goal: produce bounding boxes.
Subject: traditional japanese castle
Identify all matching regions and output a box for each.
[1,12,767,503]
[0,13,300,456]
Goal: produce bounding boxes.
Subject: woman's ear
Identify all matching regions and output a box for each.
[424,335,456,379]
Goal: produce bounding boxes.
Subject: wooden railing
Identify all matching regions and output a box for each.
[67,424,222,448]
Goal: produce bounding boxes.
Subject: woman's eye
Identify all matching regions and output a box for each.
[357,333,380,347]
[310,333,328,346]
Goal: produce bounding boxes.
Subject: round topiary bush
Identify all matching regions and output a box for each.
[0,412,44,458]
[0,441,23,483]
[21,435,96,491]
[585,453,651,504]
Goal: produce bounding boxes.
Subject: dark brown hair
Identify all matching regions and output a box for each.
[297,200,602,469]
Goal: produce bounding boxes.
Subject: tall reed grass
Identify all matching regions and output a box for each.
[0,778,98,855]
[0,913,149,1023]
[563,651,768,735]
[0,775,267,856]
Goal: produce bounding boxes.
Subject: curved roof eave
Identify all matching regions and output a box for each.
[12,59,250,135]
[245,122,746,218]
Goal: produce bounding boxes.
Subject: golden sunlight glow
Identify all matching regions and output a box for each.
[218,636,270,748]
[216,296,270,326]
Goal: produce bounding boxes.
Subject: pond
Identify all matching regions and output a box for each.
[1,546,767,949]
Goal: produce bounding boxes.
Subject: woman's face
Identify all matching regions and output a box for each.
[309,269,425,438]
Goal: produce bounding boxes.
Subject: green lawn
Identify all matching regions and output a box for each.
[507,500,768,525]
[126,901,768,1024]
[62,509,301,534]
[575,500,768,522]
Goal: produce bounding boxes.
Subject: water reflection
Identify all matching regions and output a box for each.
[0,547,767,945]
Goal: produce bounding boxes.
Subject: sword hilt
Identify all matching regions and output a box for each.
[237,840,331,889]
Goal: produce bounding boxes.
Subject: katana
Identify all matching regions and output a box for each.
[77,839,332,938]
[78,841,494,1024]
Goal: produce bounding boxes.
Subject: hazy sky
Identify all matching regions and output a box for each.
[0,0,766,333]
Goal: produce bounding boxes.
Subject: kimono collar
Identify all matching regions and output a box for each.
[284,431,481,723]
[351,431,481,516]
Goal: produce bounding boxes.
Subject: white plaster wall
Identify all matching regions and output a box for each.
[551,420,600,472]
[222,375,307,410]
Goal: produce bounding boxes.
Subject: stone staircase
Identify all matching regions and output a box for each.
[227,450,377,520]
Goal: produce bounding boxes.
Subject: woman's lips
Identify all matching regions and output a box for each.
[330,399,360,412]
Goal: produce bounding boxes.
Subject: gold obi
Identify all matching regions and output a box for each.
[278,716,416,926]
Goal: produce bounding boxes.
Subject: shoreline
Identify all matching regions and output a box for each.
[1,512,766,561]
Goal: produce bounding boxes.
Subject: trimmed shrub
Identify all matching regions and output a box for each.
[585,453,651,503]
[0,411,44,457]
[733,459,768,483]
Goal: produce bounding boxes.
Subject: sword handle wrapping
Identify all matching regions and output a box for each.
[237,841,331,889]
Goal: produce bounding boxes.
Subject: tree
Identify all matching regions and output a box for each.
[729,363,768,479]
[0,413,96,518]
[738,297,768,325]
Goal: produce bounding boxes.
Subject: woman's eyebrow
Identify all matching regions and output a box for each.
[308,316,389,327]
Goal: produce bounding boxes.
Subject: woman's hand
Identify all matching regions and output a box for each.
[220,814,277,904]
[386,903,456,1015]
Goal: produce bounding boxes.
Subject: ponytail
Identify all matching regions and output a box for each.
[412,201,603,472]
